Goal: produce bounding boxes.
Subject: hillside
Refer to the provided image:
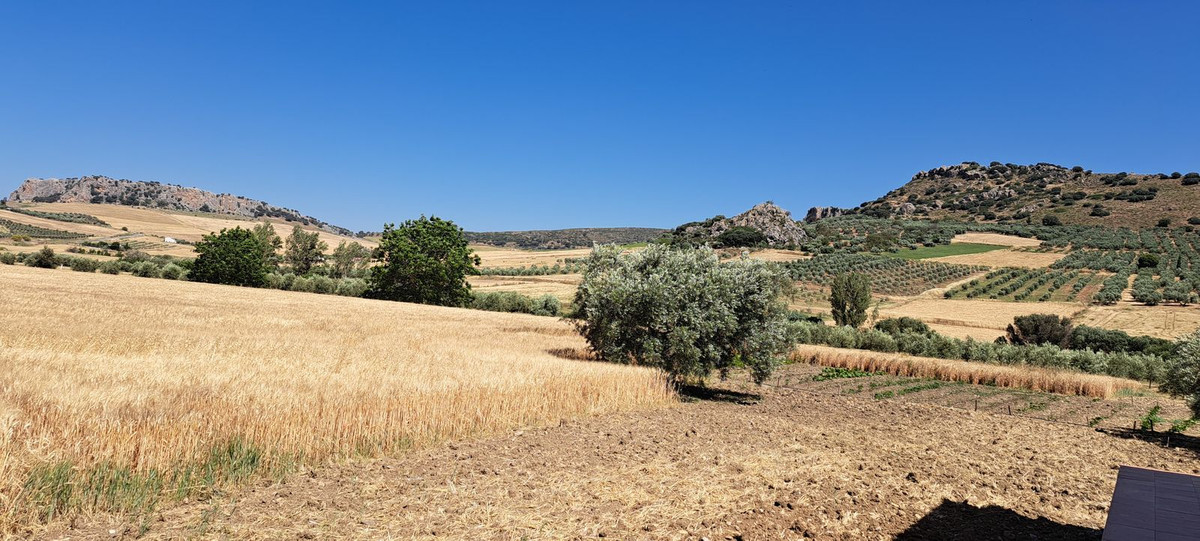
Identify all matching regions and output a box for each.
[856,162,1200,228]
[463,227,667,249]
[7,175,353,236]
[669,201,807,247]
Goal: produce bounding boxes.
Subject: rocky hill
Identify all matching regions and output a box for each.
[670,202,807,247]
[7,175,353,235]
[463,227,667,249]
[853,162,1200,228]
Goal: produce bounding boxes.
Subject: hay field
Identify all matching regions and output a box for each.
[929,249,1065,268]
[950,232,1042,247]
[880,298,1084,337]
[17,202,368,251]
[472,245,593,268]
[1076,303,1200,340]
[468,274,582,302]
[0,265,672,532]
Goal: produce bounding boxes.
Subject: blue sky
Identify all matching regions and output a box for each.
[1,1,1197,232]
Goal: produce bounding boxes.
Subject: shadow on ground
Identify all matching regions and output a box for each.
[547,347,595,361]
[894,499,1101,541]
[1097,427,1200,458]
[677,384,760,404]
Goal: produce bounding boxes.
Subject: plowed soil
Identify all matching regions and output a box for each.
[53,365,1200,541]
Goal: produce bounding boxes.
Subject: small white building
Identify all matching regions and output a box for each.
[163,237,178,244]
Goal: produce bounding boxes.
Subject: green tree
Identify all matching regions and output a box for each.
[1004,314,1072,347]
[251,222,283,268]
[284,225,328,275]
[191,227,271,286]
[24,246,59,269]
[716,226,766,248]
[366,216,479,306]
[329,241,371,278]
[1164,330,1200,417]
[573,244,793,385]
[830,273,871,327]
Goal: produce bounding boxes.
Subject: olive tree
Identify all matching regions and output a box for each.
[1164,330,1200,418]
[573,244,794,385]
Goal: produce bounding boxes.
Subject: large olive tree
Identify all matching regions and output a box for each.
[573,244,793,385]
[1164,330,1200,418]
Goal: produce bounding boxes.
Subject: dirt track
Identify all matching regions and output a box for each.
[55,366,1200,540]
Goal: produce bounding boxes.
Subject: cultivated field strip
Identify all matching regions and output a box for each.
[0,265,673,532]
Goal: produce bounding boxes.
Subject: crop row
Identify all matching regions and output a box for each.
[787,253,984,296]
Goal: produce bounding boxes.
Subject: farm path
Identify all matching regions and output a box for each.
[59,366,1199,541]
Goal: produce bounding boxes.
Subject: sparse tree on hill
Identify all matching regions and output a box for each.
[573,244,794,385]
[830,272,871,328]
[330,241,372,278]
[366,216,479,306]
[285,225,328,275]
[191,227,270,287]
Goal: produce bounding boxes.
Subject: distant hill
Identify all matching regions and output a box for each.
[464,228,667,249]
[854,162,1200,228]
[7,175,354,236]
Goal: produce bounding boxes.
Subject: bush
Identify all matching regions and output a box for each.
[290,276,314,292]
[1041,215,1062,226]
[310,275,336,294]
[1157,218,1171,228]
[716,226,767,248]
[0,252,16,265]
[98,261,121,274]
[1005,314,1072,347]
[67,257,99,273]
[24,247,59,269]
[574,244,794,384]
[335,278,369,297]
[159,263,186,280]
[131,261,160,278]
[1137,253,1160,268]
[263,272,287,289]
[874,317,933,336]
[533,294,561,316]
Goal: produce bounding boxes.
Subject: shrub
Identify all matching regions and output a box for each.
[131,261,160,278]
[335,278,369,297]
[874,317,933,336]
[310,275,336,295]
[290,276,314,293]
[159,263,186,280]
[263,272,287,289]
[1157,218,1171,228]
[67,257,99,273]
[1041,215,1062,226]
[98,261,121,274]
[1005,314,1072,347]
[574,244,793,384]
[1137,253,1160,268]
[24,247,60,269]
[0,252,16,265]
[533,294,561,316]
[716,226,767,248]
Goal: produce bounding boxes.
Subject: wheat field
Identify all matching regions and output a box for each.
[0,265,673,532]
[792,344,1142,398]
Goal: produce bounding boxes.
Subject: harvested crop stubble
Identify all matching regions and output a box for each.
[0,265,673,532]
[792,344,1142,398]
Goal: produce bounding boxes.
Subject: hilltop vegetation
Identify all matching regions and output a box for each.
[462,227,667,249]
[856,162,1200,228]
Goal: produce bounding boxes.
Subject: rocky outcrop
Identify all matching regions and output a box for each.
[804,206,848,223]
[678,202,807,247]
[8,176,353,235]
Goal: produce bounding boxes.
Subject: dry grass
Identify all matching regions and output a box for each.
[1076,304,1200,340]
[949,232,1043,248]
[929,249,1065,268]
[880,298,1084,333]
[472,245,594,268]
[792,344,1142,398]
[0,265,673,532]
[20,202,369,252]
[468,274,582,302]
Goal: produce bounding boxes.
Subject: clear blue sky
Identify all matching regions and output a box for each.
[1,1,1197,232]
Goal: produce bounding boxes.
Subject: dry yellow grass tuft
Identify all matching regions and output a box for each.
[792,344,1142,398]
[0,265,673,531]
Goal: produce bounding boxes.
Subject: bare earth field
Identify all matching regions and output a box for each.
[56,363,1199,540]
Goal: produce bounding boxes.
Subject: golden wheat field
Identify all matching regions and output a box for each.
[0,265,673,533]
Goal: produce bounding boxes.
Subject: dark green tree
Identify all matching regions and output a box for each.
[24,246,59,269]
[191,227,271,287]
[1005,314,1073,347]
[366,216,480,306]
[716,226,767,248]
[830,272,871,328]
